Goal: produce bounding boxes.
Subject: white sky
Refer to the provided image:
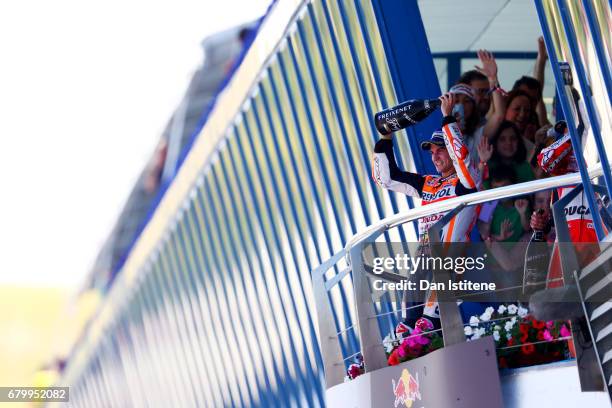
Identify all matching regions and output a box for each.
[0,0,271,288]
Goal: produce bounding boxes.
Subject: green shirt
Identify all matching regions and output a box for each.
[513,161,535,183]
[491,203,524,243]
[485,160,535,189]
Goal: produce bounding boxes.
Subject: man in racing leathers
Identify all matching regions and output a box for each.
[532,121,601,287]
[372,92,481,331]
[528,116,604,360]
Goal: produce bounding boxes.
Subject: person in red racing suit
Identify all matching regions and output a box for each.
[533,122,601,288]
[372,92,481,330]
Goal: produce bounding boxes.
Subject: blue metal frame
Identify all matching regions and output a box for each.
[535,0,606,241]
[68,1,512,405]
[371,0,442,175]
[213,144,294,406]
[353,0,418,236]
[557,0,612,238]
[582,0,612,108]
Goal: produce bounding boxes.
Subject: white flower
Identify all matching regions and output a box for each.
[469,316,480,326]
[507,304,518,315]
[480,312,492,322]
[382,334,397,353]
[476,327,486,337]
[494,325,501,331]
[485,307,495,315]
[517,306,529,318]
[493,331,500,341]
[511,317,517,324]
[472,331,481,340]
[504,321,514,332]
[464,326,473,336]
[498,305,507,314]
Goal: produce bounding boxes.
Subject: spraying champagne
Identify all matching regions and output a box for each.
[374,98,441,135]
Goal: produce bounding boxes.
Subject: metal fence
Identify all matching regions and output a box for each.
[52,1,439,407]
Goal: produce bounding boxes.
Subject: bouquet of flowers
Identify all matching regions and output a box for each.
[345,318,444,381]
[464,304,572,368]
[385,318,443,367]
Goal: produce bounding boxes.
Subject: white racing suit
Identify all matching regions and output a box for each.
[372,116,480,325]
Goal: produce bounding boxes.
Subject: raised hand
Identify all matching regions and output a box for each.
[534,124,552,145]
[439,92,455,117]
[537,36,548,61]
[498,218,514,241]
[530,209,550,231]
[514,199,529,214]
[477,135,493,163]
[475,49,498,81]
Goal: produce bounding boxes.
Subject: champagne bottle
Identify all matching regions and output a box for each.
[374,98,441,135]
[522,210,550,297]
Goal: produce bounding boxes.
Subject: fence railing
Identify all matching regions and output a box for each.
[313,164,606,388]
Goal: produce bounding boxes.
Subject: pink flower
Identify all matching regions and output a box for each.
[543,330,553,342]
[405,328,422,348]
[415,317,434,331]
[545,321,554,329]
[560,325,571,338]
[415,333,431,346]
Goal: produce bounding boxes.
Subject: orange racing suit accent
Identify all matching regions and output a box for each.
[372,116,480,243]
[372,116,481,321]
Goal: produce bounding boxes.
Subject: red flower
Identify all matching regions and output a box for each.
[408,343,423,356]
[507,338,515,347]
[532,319,546,330]
[536,330,545,341]
[521,343,536,355]
[519,324,529,334]
[347,364,362,379]
[388,349,400,366]
[520,333,529,343]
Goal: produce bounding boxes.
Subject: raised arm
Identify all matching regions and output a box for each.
[439,93,480,191]
[533,37,552,127]
[372,137,426,197]
[476,50,507,139]
[533,37,547,86]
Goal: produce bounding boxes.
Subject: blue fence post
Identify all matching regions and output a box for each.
[534,0,606,241]
[557,0,612,215]
[371,0,442,175]
[446,55,462,91]
[582,0,612,108]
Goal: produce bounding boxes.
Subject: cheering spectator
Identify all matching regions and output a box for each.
[502,89,538,158]
[512,76,548,129]
[488,121,535,183]
[448,83,483,163]
[475,50,509,144]
[479,164,530,244]
[458,70,491,119]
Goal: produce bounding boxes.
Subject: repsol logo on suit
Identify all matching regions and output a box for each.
[422,187,453,202]
[564,205,590,216]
